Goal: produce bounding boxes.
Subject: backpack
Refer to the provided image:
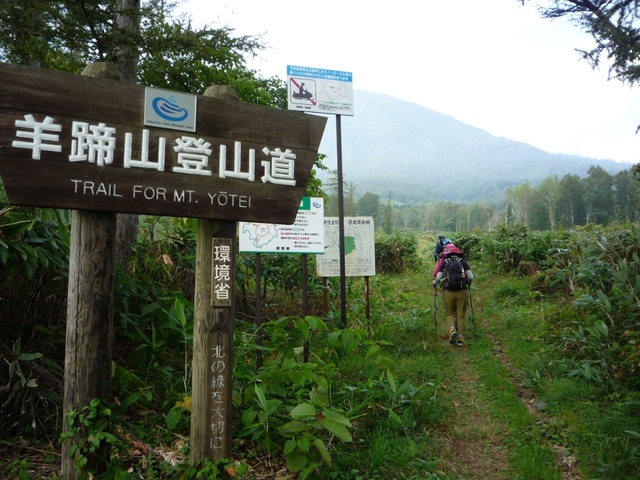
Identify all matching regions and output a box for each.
[443,256,467,291]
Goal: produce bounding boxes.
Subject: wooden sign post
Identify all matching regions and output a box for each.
[61,63,121,479]
[191,223,236,460]
[191,86,238,462]
[0,63,327,475]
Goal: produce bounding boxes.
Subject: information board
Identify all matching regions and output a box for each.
[239,197,324,254]
[316,217,376,277]
[287,65,354,116]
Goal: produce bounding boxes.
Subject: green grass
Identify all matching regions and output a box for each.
[330,263,568,480]
[510,444,562,480]
[475,267,640,480]
[7,239,640,479]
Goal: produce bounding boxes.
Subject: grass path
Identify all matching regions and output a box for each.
[431,321,583,480]
[385,268,582,479]
[435,345,512,479]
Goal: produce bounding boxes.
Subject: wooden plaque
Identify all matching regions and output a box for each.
[0,63,327,224]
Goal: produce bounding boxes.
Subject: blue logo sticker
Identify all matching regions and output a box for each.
[152,95,189,121]
[313,201,322,208]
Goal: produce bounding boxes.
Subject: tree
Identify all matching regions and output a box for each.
[538,175,562,230]
[505,181,536,227]
[524,0,640,85]
[0,0,113,70]
[345,182,358,217]
[356,192,380,219]
[323,169,344,217]
[583,165,614,224]
[114,0,142,264]
[397,207,410,229]
[525,1,640,183]
[613,168,640,221]
[0,1,285,104]
[384,193,394,234]
[558,173,586,226]
[304,153,329,199]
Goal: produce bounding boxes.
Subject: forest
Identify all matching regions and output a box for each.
[323,164,640,235]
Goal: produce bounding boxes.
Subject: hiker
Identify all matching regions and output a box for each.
[433,235,447,261]
[433,245,474,347]
[432,242,459,278]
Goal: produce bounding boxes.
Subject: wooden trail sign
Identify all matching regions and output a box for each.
[0,63,327,224]
[0,62,327,476]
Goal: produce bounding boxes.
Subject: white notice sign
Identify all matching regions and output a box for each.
[317,217,376,277]
[239,197,324,254]
[287,65,354,116]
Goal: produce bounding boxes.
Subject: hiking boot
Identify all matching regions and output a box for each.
[449,326,458,345]
[456,334,465,347]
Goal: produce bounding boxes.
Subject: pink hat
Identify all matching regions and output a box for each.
[443,244,462,257]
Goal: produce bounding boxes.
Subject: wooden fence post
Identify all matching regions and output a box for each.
[190,85,239,464]
[61,62,120,480]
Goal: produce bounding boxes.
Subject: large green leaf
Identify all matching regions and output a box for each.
[286,452,307,472]
[386,370,397,394]
[166,407,182,432]
[313,438,331,465]
[321,410,351,427]
[319,418,352,442]
[254,383,268,411]
[280,420,310,435]
[389,408,402,425]
[289,403,316,420]
[365,344,381,359]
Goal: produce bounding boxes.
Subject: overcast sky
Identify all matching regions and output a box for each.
[183,0,640,165]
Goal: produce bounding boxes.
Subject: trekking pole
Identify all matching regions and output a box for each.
[433,286,438,338]
[468,284,477,337]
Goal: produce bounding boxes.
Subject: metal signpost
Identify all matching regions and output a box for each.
[287,65,354,326]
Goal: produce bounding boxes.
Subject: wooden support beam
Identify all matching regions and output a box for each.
[61,62,120,480]
[190,85,239,464]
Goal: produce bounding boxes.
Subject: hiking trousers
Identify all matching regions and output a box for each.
[443,288,468,335]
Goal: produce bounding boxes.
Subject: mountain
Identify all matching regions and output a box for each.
[317,90,629,205]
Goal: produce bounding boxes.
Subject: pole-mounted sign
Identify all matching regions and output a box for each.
[239,196,325,254]
[0,63,327,224]
[286,64,354,327]
[287,65,354,116]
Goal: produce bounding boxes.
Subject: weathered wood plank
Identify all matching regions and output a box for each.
[190,220,236,463]
[61,64,119,480]
[62,208,116,478]
[190,84,238,465]
[0,62,327,223]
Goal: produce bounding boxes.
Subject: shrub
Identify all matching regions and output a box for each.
[375,233,419,274]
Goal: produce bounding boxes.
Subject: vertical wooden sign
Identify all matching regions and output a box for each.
[212,238,233,307]
[190,86,237,464]
[191,221,236,462]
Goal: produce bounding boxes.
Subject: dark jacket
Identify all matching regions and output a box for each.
[433,256,474,289]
